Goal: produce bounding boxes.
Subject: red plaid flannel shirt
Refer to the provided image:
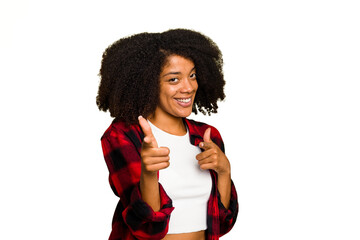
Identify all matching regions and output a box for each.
[101,118,238,240]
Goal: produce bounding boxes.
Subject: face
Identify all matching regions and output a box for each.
[154,55,198,121]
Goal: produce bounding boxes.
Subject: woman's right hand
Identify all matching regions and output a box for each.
[138,116,170,175]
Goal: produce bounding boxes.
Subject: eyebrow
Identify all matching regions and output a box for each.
[161,67,196,77]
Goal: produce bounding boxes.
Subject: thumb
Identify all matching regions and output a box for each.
[138,116,158,148]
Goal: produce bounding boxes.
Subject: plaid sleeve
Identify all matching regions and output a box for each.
[101,127,174,240]
[218,180,238,236]
[209,126,239,237]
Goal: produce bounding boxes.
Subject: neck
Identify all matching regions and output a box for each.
[148,114,186,136]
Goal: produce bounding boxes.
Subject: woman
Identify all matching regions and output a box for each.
[97,29,238,240]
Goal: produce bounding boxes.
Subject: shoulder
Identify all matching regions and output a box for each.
[101,119,144,147]
[185,118,224,151]
[185,118,222,138]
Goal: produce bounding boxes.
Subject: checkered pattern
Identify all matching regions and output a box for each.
[101,118,238,240]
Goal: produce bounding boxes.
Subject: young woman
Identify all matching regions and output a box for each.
[97,29,238,240]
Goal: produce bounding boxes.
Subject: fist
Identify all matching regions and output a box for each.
[196,128,230,176]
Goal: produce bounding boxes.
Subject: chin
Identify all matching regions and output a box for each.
[175,110,193,118]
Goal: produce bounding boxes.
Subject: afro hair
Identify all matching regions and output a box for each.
[96,28,226,125]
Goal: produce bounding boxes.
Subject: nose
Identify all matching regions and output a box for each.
[180,78,197,93]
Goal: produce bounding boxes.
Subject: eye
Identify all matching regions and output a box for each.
[168,78,179,83]
[190,73,196,79]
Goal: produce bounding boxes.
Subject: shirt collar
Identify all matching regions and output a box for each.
[183,118,203,146]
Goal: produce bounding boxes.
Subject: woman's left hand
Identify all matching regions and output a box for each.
[196,128,231,176]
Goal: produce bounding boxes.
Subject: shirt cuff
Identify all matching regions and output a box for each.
[218,180,238,222]
[123,183,174,223]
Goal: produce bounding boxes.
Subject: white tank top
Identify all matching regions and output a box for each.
[148,120,212,234]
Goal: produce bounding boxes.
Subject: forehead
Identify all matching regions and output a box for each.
[161,55,195,71]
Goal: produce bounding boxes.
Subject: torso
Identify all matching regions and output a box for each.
[148,120,212,235]
[162,230,206,240]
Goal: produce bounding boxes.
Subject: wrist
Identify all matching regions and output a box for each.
[141,170,158,180]
[218,159,231,177]
[140,169,161,212]
[141,162,158,177]
[218,170,231,179]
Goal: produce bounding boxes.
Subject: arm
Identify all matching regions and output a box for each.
[101,125,173,240]
[197,126,238,235]
[197,127,232,208]
[138,116,170,212]
[140,171,161,211]
[217,171,232,209]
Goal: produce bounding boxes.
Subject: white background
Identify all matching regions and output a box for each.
[1,0,359,239]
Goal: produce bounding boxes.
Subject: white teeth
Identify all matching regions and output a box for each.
[176,98,191,103]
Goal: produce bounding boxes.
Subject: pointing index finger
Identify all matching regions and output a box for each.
[199,128,214,150]
[138,116,158,148]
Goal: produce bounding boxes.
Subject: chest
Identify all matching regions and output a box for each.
[153,127,212,201]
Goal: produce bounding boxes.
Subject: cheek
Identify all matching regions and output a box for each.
[159,86,177,103]
[164,86,178,97]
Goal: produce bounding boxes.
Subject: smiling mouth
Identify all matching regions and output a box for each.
[175,98,191,103]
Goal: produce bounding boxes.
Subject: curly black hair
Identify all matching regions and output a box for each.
[96,28,225,125]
